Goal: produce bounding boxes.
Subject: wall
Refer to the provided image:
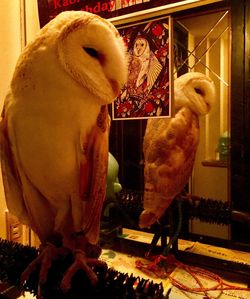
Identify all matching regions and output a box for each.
[189,21,230,239]
[0,0,39,239]
[0,0,22,239]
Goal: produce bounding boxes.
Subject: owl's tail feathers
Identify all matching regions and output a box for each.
[139,210,158,229]
[139,191,174,228]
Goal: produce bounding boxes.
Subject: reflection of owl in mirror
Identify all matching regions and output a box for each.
[127,35,162,94]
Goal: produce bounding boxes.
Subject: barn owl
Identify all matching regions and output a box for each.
[139,72,215,228]
[0,11,127,291]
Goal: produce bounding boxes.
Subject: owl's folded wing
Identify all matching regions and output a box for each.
[79,106,110,244]
[0,95,30,225]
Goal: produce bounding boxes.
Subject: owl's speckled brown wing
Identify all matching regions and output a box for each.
[139,107,200,228]
[79,106,110,245]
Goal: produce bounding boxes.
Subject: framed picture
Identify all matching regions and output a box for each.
[112,15,173,120]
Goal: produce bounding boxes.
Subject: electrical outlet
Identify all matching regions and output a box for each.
[5,211,23,243]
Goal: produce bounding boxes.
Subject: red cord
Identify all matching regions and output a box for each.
[135,255,250,298]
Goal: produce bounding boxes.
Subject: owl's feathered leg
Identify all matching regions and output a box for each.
[145,220,169,258]
[60,233,107,292]
[136,198,183,278]
[145,196,183,258]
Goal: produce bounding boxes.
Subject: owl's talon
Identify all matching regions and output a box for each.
[20,253,43,286]
[20,242,68,288]
[60,248,106,291]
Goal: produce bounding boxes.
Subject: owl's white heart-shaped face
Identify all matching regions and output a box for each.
[11,11,128,105]
[133,37,148,57]
[174,72,215,115]
[57,12,128,103]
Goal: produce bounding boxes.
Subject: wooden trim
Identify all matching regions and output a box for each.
[230,0,250,242]
[202,159,228,168]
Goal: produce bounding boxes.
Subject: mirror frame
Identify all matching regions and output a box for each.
[108,0,250,246]
[230,0,250,243]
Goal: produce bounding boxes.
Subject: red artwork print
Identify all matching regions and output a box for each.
[113,17,172,120]
[145,102,154,113]
[152,24,163,37]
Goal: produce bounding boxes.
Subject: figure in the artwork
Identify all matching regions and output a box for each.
[127,34,163,95]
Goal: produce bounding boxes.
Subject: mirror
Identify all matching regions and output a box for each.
[173,10,230,240]
[108,7,232,244]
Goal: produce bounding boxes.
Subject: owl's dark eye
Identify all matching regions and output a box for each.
[83,47,99,59]
[194,87,203,95]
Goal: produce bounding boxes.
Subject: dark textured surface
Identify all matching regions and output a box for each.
[0,239,164,299]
